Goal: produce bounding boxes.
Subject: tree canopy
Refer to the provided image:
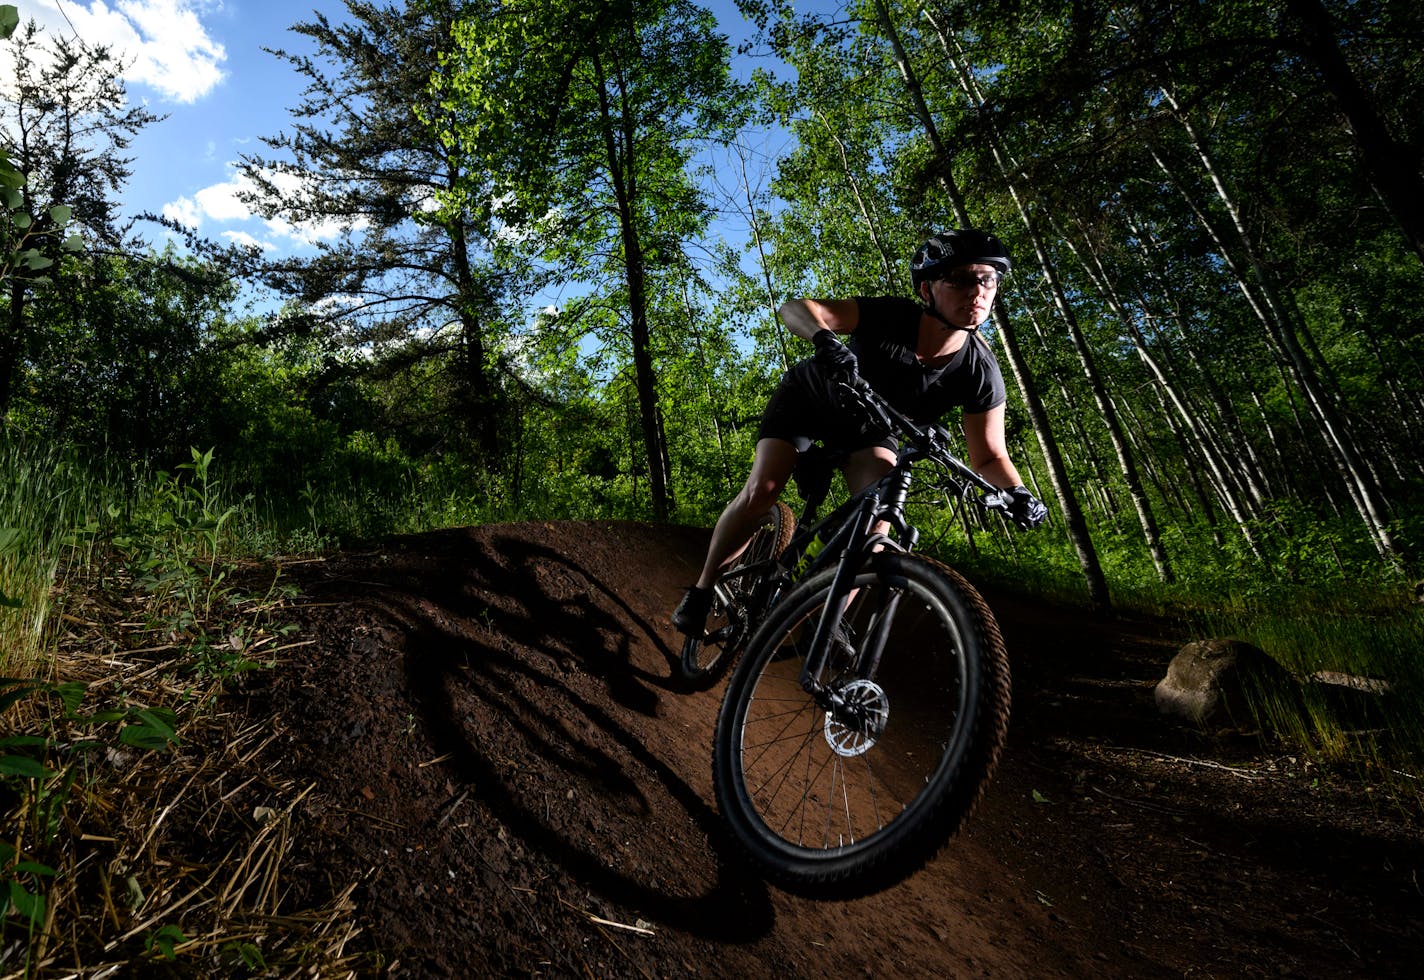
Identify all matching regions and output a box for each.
[2,0,1419,599]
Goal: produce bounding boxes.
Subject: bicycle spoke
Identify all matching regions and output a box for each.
[715,552,1009,895]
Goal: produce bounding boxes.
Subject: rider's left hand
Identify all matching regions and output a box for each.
[1005,485,1048,529]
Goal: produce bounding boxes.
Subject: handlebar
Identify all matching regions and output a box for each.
[834,376,1020,520]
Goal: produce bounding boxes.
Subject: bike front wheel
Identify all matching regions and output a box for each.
[712,551,1011,897]
[678,501,794,687]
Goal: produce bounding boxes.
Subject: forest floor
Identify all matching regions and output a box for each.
[226,520,1423,978]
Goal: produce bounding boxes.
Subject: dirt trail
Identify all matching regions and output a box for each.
[238,521,1424,977]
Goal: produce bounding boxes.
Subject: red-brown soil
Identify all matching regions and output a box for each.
[239,520,1424,977]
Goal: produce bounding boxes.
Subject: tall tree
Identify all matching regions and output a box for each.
[240,0,513,463]
[921,4,1174,586]
[438,0,742,518]
[0,20,159,414]
[20,247,234,464]
[927,0,1421,573]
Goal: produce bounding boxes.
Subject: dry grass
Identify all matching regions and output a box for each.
[2,557,369,978]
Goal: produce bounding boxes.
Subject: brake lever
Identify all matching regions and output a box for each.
[980,487,1014,512]
[839,377,897,434]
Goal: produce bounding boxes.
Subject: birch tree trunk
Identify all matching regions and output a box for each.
[925,9,1174,584]
[869,0,1111,609]
[730,141,792,371]
[1059,224,1264,559]
[814,110,898,292]
[1156,90,1403,563]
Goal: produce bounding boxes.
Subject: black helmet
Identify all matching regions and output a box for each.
[911,229,1012,289]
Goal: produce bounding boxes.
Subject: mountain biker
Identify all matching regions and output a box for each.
[672,228,1048,637]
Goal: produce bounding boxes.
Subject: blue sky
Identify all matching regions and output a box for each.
[8,0,785,259]
[9,0,349,252]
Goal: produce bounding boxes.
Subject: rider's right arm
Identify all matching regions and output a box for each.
[777,298,860,342]
[962,404,1024,489]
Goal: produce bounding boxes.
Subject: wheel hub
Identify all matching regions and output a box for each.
[823,679,889,757]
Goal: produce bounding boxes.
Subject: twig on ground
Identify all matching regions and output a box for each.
[1111,747,1264,779]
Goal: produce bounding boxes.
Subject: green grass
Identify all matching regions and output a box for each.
[933,510,1424,800]
[0,436,106,677]
[8,435,1422,799]
[1188,588,1424,784]
[0,441,333,973]
[2,434,1420,973]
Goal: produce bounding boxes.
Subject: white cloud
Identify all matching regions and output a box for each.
[164,166,367,249]
[193,176,252,222]
[14,0,226,103]
[262,213,357,247]
[220,229,273,251]
[161,195,201,227]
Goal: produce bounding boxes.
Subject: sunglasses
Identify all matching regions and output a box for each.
[940,270,1003,290]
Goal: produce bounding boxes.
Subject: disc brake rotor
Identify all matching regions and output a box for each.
[823,679,890,757]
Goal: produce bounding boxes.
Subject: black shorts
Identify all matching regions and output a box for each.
[757,361,897,454]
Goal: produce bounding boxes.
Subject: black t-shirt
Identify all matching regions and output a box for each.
[757,296,1008,452]
[848,295,1007,422]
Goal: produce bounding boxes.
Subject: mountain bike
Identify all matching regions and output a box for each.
[682,377,1026,897]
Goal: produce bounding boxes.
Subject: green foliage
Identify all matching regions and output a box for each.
[0,438,314,971]
[0,435,107,676]
[221,938,268,972]
[240,2,525,476]
[0,187,80,283]
[145,924,187,960]
[98,447,244,637]
[13,247,237,464]
[436,0,746,516]
[0,677,176,949]
[3,0,1423,823]
[1187,585,1424,789]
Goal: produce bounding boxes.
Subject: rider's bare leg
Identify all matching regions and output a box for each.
[842,445,897,498]
[694,438,800,589]
[828,445,898,646]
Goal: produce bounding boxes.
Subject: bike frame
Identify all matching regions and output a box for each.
[708,379,1010,711]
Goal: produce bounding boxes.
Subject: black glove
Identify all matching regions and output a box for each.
[812,329,858,380]
[1005,485,1048,530]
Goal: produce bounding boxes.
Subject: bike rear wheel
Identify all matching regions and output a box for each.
[678,501,794,687]
[712,551,1010,897]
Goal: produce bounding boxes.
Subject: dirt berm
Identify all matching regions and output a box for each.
[236,520,1423,977]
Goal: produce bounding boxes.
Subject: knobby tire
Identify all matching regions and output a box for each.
[711,551,1011,897]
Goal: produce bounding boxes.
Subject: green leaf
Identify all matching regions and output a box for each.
[231,940,267,970]
[0,735,48,749]
[52,682,86,715]
[18,249,52,271]
[7,881,46,925]
[0,679,40,711]
[147,924,187,960]
[0,755,55,779]
[13,860,56,878]
[1031,789,1051,804]
[48,204,72,224]
[120,708,180,751]
[0,6,17,40]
